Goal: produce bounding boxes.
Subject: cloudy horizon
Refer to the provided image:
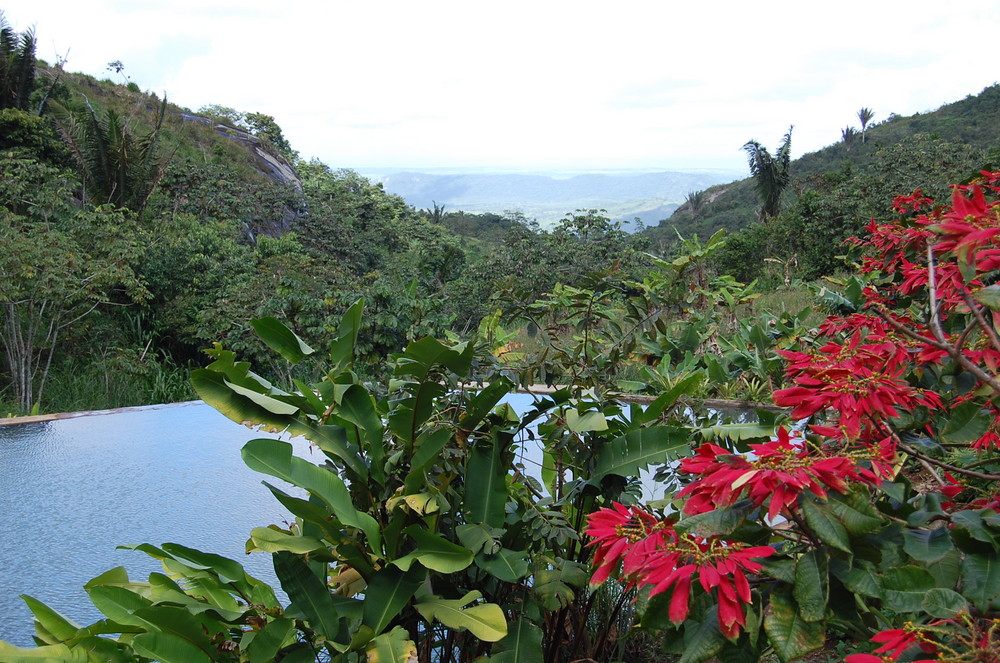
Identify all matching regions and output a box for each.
[5,1,999,174]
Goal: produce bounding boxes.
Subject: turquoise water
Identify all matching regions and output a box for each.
[0,402,311,646]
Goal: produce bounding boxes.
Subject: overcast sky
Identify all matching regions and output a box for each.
[5,1,1000,174]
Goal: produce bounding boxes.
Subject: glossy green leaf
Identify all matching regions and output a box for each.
[392,526,474,573]
[249,527,325,554]
[763,589,825,663]
[939,401,990,445]
[793,550,828,622]
[593,425,690,479]
[132,631,212,663]
[675,500,755,538]
[337,384,385,478]
[678,608,726,663]
[476,548,530,583]
[827,488,882,535]
[244,618,295,663]
[961,553,1000,612]
[414,592,507,642]
[85,585,152,625]
[492,617,543,663]
[465,438,507,528]
[800,494,851,553]
[363,565,426,634]
[922,588,969,618]
[272,551,342,640]
[882,566,936,613]
[242,438,380,550]
[0,641,88,662]
[251,317,314,364]
[903,528,954,563]
[565,408,608,433]
[365,627,418,663]
[20,596,80,643]
[458,380,513,432]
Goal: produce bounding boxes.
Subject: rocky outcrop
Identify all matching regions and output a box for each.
[178,112,301,190]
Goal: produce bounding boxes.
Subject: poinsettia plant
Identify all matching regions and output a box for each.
[586,172,1000,662]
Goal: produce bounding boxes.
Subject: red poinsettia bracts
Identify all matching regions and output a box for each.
[585,501,664,585]
[585,504,773,639]
[676,427,859,520]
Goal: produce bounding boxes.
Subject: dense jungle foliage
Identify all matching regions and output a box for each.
[8,12,1000,663]
[4,13,1000,416]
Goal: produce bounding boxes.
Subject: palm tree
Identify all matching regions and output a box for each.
[57,96,168,216]
[857,107,875,143]
[742,126,793,219]
[0,11,37,111]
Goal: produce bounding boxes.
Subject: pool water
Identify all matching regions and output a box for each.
[0,402,312,646]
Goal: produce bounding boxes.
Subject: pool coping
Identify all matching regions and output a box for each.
[0,400,204,426]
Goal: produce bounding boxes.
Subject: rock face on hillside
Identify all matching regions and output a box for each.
[178,112,301,190]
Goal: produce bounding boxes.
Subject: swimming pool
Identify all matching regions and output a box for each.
[0,402,312,646]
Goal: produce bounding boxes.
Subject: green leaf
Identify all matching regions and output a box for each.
[364,627,418,663]
[800,495,850,553]
[903,528,954,563]
[363,565,426,634]
[565,408,608,433]
[249,527,325,554]
[337,385,385,477]
[330,299,364,372]
[272,551,342,640]
[961,553,1000,612]
[241,438,380,550]
[414,592,507,642]
[827,487,883,535]
[675,501,755,539]
[881,566,936,613]
[974,284,1000,311]
[20,596,81,643]
[476,548,530,583]
[939,401,990,445]
[492,617,543,663]
[922,588,969,619]
[763,589,825,663]
[251,317,314,364]
[465,438,507,528]
[793,551,828,622]
[593,425,690,479]
[392,526,474,573]
[678,608,726,663]
[132,632,212,663]
[85,585,152,625]
[638,373,704,424]
[0,641,88,662]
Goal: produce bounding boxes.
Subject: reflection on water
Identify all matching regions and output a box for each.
[0,403,311,646]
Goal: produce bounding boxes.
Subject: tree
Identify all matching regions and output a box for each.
[0,154,147,411]
[56,96,168,216]
[857,106,875,143]
[742,126,793,219]
[0,11,36,111]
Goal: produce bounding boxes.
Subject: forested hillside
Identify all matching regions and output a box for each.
[0,16,649,415]
[652,85,1000,283]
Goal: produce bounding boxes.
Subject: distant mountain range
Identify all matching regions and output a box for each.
[367,170,743,229]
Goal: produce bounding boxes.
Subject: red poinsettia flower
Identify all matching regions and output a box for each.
[586,506,773,639]
[774,331,940,438]
[677,427,858,520]
[585,501,664,585]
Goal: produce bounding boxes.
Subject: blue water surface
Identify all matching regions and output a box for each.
[0,402,312,646]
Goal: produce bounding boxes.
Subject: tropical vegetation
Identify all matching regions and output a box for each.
[5,10,1000,663]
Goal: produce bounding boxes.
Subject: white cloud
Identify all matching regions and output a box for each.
[6,0,1000,171]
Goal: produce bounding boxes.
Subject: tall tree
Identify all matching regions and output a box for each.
[742,126,794,220]
[857,107,875,143]
[0,11,36,111]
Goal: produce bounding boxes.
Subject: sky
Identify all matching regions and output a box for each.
[5,1,1000,174]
